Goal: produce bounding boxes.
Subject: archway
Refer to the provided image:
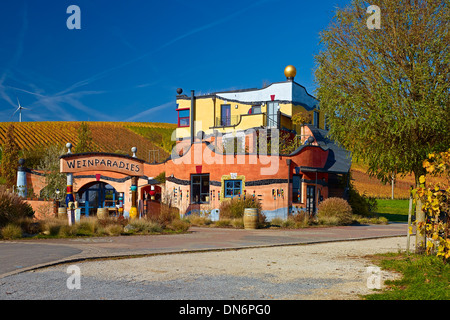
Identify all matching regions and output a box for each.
[77,181,119,216]
[60,152,146,218]
[140,184,162,219]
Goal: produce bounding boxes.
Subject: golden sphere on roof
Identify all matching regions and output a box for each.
[284,65,297,79]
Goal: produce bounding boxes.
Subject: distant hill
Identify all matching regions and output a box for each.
[0,122,177,163]
[350,160,447,199]
[350,162,414,199]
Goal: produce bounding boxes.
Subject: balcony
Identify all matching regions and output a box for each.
[214,115,240,127]
[212,113,266,131]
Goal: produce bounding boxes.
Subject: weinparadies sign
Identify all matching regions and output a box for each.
[60,153,145,176]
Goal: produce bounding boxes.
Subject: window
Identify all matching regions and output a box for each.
[177,109,190,127]
[251,105,261,114]
[292,175,302,203]
[224,180,242,198]
[267,102,279,128]
[191,174,210,204]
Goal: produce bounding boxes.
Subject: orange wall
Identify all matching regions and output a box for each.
[24,141,334,219]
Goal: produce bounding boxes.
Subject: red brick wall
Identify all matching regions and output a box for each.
[26,199,56,220]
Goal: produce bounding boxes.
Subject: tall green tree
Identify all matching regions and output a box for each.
[74,122,94,153]
[314,0,450,185]
[1,124,20,188]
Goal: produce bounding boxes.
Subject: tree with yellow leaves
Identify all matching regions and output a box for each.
[413,149,450,260]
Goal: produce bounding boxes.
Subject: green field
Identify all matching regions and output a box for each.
[365,253,450,300]
[367,199,449,300]
[375,199,412,222]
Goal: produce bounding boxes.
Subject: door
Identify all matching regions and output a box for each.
[306,185,316,215]
[292,175,302,203]
[221,104,231,126]
[78,182,118,216]
[267,102,279,128]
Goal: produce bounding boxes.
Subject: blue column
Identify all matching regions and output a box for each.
[16,159,27,198]
[65,143,75,207]
[85,200,90,217]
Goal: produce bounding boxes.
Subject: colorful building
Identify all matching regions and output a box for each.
[175,65,325,146]
[21,66,351,221]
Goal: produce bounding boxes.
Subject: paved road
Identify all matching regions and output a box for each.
[0,223,409,278]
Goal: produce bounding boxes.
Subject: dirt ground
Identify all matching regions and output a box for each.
[45,236,410,300]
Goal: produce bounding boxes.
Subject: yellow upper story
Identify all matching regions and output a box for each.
[175,67,324,140]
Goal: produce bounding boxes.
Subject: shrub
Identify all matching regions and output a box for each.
[270,217,284,227]
[318,197,353,226]
[157,204,179,227]
[1,224,22,239]
[258,211,267,227]
[58,225,77,237]
[125,219,162,234]
[230,218,244,228]
[289,213,313,228]
[271,213,314,229]
[42,218,63,236]
[281,219,295,228]
[215,219,231,227]
[348,187,378,216]
[17,217,42,235]
[356,215,389,225]
[76,218,98,236]
[186,214,212,226]
[219,197,262,220]
[103,224,124,236]
[167,219,190,233]
[0,186,34,228]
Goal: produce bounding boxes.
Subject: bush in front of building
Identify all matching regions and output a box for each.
[166,219,190,233]
[348,184,378,216]
[270,213,314,229]
[219,197,266,227]
[0,186,34,229]
[1,223,23,239]
[184,214,212,226]
[317,197,353,226]
[124,219,163,234]
[156,204,180,227]
[219,197,262,219]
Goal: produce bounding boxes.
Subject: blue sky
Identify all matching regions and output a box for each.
[0,0,351,123]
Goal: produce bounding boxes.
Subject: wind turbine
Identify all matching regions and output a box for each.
[12,98,29,122]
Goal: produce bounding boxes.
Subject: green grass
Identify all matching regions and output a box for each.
[375,199,412,222]
[365,253,450,300]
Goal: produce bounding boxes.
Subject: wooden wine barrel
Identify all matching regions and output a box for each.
[244,208,259,230]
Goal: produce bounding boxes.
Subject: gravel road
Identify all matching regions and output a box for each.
[0,236,410,300]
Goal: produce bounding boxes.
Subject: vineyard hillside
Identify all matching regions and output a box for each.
[350,163,413,199]
[350,161,446,199]
[0,122,177,165]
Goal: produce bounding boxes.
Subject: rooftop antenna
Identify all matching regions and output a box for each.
[12,98,29,122]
